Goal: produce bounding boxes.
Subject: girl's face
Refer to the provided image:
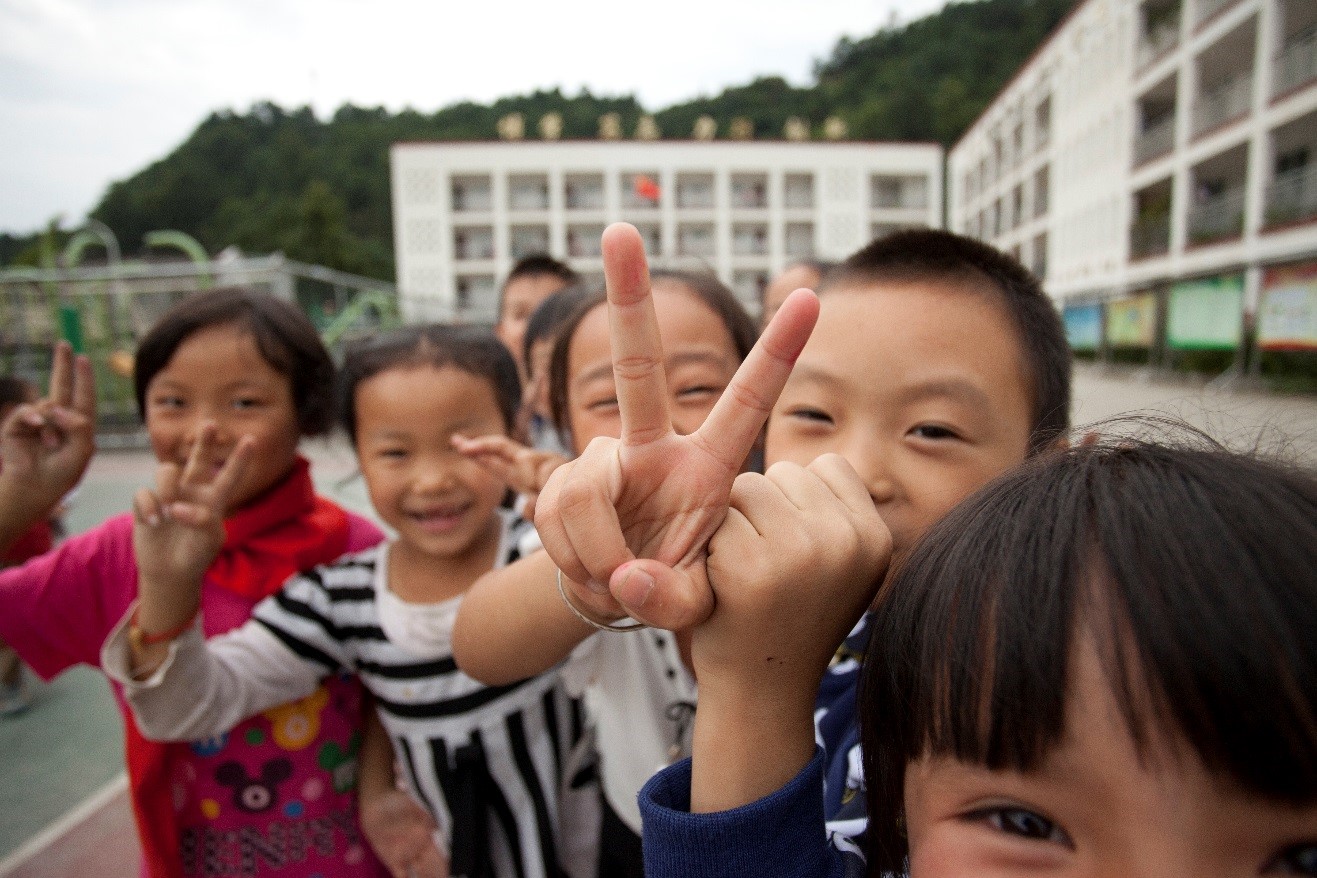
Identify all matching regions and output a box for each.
[354,365,507,565]
[903,634,1317,877]
[145,323,301,512]
[566,282,742,454]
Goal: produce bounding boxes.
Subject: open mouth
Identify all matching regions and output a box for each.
[406,501,472,534]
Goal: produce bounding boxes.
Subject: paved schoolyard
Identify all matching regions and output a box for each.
[1,364,1314,874]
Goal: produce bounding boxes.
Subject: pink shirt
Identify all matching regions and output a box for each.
[0,512,389,878]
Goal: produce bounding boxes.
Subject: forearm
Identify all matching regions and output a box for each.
[452,550,595,685]
[689,681,817,814]
[102,610,322,740]
[358,704,399,804]
[0,475,52,556]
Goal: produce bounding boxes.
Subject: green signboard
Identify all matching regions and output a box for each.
[1166,275,1243,351]
[1106,294,1157,347]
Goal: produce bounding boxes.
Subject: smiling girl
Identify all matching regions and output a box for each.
[105,324,589,878]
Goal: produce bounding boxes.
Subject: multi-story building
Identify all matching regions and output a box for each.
[391,141,942,322]
[950,0,1317,363]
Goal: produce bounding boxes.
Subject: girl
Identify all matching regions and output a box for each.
[0,290,387,878]
[639,437,1317,877]
[106,325,591,878]
[451,248,759,877]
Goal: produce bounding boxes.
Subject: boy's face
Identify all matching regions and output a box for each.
[765,281,1035,557]
[495,274,570,379]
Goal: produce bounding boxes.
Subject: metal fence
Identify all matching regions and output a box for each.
[0,254,399,445]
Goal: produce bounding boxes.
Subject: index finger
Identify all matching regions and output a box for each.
[602,223,672,447]
[211,436,255,504]
[695,288,819,469]
[48,340,74,407]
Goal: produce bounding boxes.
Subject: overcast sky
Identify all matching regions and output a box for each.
[0,0,948,236]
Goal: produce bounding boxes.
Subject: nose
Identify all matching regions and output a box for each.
[842,438,896,506]
[413,458,458,494]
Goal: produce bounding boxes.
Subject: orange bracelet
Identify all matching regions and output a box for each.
[128,606,198,651]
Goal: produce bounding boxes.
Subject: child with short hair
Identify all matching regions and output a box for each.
[535,226,1073,851]
[640,436,1317,877]
[0,291,387,878]
[106,325,592,878]
[496,254,580,384]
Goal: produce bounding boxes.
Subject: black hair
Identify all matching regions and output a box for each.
[522,283,593,371]
[546,270,758,444]
[0,375,36,410]
[337,324,521,446]
[859,433,1317,873]
[826,229,1070,454]
[133,287,335,436]
[497,254,580,322]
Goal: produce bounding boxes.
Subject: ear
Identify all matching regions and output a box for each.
[263,757,294,785]
[214,761,248,788]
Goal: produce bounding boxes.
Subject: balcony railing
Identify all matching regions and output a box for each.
[1194,0,1236,27]
[1192,74,1253,137]
[1265,163,1317,228]
[1130,214,1172,258]
[1273,29,1317,98]
[1134,114,1176,165]
[1136,21,1180,69]
[1187,185,1246,244]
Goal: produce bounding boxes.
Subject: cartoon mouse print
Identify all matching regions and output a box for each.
[214,757,293,813]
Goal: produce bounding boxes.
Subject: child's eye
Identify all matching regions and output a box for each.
[910,423,959,440]
[586,397,619,413]
[231,397,262,410]
[151,396,186,409]
[787,407,834,425]
[1266,843,1317,875]
[971,806,1071,846]
[676,385,719,401]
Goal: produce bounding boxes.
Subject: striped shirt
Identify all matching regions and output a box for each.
[114,512,593,878]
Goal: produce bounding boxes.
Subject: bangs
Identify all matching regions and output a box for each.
[860,438,1317,872]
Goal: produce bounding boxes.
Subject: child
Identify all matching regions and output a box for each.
[0,291,387,878]
[495,254,580,386]
[639,437,1317,877]
[451,250,760,878]
[105,325,592,878]
[532,225,1072,850]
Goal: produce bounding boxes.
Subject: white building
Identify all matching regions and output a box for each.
[391,141,943,322]
[950,0,1317,362]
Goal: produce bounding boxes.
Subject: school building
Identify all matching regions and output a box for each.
[389,141,943,323]
[948,0,1317,364]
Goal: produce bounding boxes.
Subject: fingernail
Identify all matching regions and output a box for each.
[616,566,655,609]
[586,578,609,595]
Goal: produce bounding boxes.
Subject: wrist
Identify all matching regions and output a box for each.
[689,681,816,813]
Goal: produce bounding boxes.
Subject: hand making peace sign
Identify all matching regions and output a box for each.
[533,223,821,630]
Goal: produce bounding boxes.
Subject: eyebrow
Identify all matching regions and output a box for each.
[574,349,735,388]
[788,365,993,409]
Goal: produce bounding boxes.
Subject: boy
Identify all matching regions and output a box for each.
[495,254,578,385]
[534,224,1071,860]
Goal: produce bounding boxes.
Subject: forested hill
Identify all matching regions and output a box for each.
[14,0,1077,279]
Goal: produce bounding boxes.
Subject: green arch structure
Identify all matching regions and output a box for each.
[322,289,401,348]
[144,230,212,286]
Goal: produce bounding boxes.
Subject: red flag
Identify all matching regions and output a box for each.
[634,175,661,202]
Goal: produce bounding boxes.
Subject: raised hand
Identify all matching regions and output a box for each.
[689,454,891,810]
[451,433,565,521]
[132,423,253,637]
[0,341,97,541]
[533,223,819,630]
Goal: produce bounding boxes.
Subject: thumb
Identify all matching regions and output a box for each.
[609,559,714,631]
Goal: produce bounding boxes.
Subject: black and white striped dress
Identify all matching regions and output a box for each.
[244,515,594,878]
